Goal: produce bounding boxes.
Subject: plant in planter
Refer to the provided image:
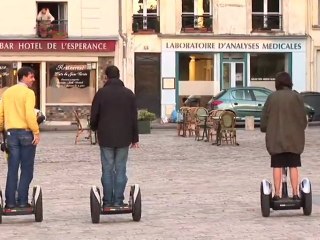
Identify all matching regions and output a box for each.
[137,109,156,134]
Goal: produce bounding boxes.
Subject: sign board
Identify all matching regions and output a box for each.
[50,64,90,88]
[0,39,116,52]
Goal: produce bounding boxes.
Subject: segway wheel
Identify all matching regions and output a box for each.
[0,190,3,224]
[302,186,312,216]
[33,187,43,222]
[131,185,142,222]
[260,182,271,217]
[90,187,101,224]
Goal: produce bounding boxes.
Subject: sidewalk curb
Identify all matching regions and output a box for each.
[40,121,320,131]
[40,122,178,131]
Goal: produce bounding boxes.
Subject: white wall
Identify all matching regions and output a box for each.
[179,81,215,95]
[0,0,119,37]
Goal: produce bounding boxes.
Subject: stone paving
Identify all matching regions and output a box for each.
[0,127,320,240]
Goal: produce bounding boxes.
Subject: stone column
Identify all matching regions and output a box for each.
[189,56,196,81]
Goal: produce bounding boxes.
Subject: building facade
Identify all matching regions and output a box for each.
[0,0,121,122]
[123,0,309,119]
[309,0,320,92]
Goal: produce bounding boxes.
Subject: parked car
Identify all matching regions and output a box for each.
[207,87,315,122]
[300,91,320,121]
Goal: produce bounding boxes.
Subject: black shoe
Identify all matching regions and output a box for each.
[5,204,15,209]
[18,203,32,208]
[103,203,113,209]
[272,195,281,201]
[292,195,300,200]
[113,202,129,207]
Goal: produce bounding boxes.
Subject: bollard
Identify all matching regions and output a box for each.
[245,116,255,130]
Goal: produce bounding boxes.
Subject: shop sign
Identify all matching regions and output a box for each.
[0,40,116,52]
[0,64,10,88]
[164,41,304,51]
[0,65,9,77]
[50,64,90,88]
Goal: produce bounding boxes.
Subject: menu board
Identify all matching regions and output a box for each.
[0,64,10,88]
[50,64,90,88]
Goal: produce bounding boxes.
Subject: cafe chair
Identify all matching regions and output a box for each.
[194,107,209,141]
[218,111,239,146]
[73,110,96,145]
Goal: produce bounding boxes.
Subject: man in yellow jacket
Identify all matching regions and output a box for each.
[0,66,40,209]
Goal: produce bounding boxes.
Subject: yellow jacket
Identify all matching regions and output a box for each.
[0,84,39,134]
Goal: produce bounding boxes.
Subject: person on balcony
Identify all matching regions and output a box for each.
[37,8,55,22]
[36,8,55,37]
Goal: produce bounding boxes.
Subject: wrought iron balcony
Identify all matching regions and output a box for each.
[181,14,213,32]
[132,15,160,33]
[36,19,68,38]
[252,14,282,31]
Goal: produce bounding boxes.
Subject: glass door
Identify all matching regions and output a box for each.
[221,62,245,89]
[222,62,231,89]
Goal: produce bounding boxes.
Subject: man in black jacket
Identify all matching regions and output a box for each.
[90,65,139,208]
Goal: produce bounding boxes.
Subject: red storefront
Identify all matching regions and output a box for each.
[0,39,117,122]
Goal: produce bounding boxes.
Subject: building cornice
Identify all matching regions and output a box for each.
[157,33,309,40]
[0,36,119,41]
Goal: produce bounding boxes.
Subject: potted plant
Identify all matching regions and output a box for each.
[137,109,156,134]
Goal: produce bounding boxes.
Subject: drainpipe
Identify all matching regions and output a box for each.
[119,0,128,86]
[306,0,314,90]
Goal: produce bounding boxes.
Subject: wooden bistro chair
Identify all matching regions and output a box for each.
[194,107,209,141]
[207,110,222,143]
[73,110,96,145]
[177,107,190,137]
[217,111,239,146]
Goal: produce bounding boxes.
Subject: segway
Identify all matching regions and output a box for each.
[90,184,141,223]
[0,185,43,223]
[260,167,312,217]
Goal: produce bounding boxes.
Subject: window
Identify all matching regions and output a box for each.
[250,53,289,81]
[252,89,270,101]
[46,63,96,104]
[181,0,212,32]
[318,0,320,25]
[231,89,253,101]
[132,0,160,33]
[252,0,282,31]
[178,53,213,81]
[36,2,68,38]
[0,62,17,97]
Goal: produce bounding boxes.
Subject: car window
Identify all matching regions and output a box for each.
[303,95,320,109]
[252,90,270,101]
[231,89,253,101]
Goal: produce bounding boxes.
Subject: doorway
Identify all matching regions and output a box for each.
[22,63,41,109]
[134,53,161,117]
[221,62,245,89]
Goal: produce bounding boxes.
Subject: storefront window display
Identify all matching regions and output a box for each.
[250,53,289,81]
[0,62,17,97]
[178,53,214,81]
[46,62,96,104]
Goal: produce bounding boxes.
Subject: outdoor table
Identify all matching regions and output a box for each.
[211,116,221,146]
[199,114,209,141]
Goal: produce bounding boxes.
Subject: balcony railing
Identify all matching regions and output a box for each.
[181,14,213,32]
[252,14,282,31]
[36,19,68,38]
[132,15,160,33]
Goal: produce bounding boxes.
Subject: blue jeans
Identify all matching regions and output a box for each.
[100,146,129,206]
[5,130,36,207]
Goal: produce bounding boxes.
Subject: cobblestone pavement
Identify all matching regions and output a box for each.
[0,127,320,240]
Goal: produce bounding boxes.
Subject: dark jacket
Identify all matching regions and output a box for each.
[90,78,139,147]
[260,88,307,155]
